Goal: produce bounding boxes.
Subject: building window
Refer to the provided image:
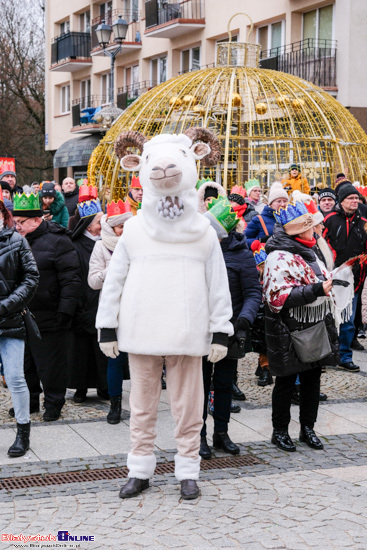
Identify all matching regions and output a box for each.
[60,85,70,114]
[303,5,333,42]
[80,11,91,33]
[59,20,70,35]
[80,79,91,109]
[101,74,111,103]
[181,46,200,73]
[257,21,285,57]
[124,0,139,22]
[151,56,167,84]
[100,1,113,22]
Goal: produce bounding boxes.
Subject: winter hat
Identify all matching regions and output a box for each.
[204,186,219,202]
[274,201,314,236]
[292,190,324,226]
[245,179,261,193]
[338,183,360,204]
[251,239,267,266]
[204,196,239,239]
[0,170,16,180]
[318,187,336,202]
[267,181,289,206]
[106,199,133,227]
[335,174,352,195]
[40,181,56,198]
[0,181,12,194]
[13,193,42,217]
[289,164,301,173]
[228,184,246,205]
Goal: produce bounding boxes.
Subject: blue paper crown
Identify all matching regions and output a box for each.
[254,246,267,266]
[273,200,308,226]
[78,199,102,219]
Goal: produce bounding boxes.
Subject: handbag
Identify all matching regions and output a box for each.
[290,321,331,364]
[21,308,42,344]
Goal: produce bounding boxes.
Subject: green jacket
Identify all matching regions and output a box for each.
[40,191,69,228]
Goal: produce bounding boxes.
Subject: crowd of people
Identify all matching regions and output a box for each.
[0,154,365,500]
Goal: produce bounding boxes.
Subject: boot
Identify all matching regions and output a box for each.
[180,480,200,500]
[9,393,39,418]
[299,426,324,450]
[107,395,122,425]
[213,431,240,455]
[8,422,30,457]
[257,368,273,387]
[271,429,296,452]
[119,477,149,499]
[199,436,212,460]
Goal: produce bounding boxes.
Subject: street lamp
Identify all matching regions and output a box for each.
[96,15,128,106]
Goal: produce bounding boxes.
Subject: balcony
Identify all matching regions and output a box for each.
[259,38,337,89]
[117,80,157,109]
[145,0,205,39]
[91,9,142,56]
[51,32,92,72]
[71,96,109,133]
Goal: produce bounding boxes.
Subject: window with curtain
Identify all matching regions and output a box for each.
[258,22,284,57]
[303,5,333,42]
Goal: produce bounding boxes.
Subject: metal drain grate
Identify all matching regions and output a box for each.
[0,454,262,491]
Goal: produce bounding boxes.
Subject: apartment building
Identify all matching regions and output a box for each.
[45,0,367,181]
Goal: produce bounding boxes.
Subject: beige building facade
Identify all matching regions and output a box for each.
[45,0,367,181]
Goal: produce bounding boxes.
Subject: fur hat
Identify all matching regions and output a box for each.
[267,182,289,206]
[338,184,360,204]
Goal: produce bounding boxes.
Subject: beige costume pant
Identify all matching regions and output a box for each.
[128,354,204,457]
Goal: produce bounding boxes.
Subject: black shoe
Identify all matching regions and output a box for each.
[351,338,364,351]
[232,382,246,401]
[119,478,149,499]
[43,407,61,421]
[74,389,87,403]
[8,422,30,457]
[107,395,122,425]
[180,479,200,500]
[161,373,166,390]
[271,429,296,452]
[258,369,273,387]
[299,426,324,450]
[319,392,328,401]
[213,431,240,455]
[338,362,360,372]
[230,403,241,413]
[97,389,109,400]
[358,328,366,339]
[9,393,40,418]
[291,389,300,405]
[199,436,212,460]
[255,363,262,377]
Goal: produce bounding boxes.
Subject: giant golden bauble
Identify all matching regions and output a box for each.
[292,98,306,110]
[193,104,206,115]
[182,95,198,106]
[231,93,242,107]
[169,96,182,109]
[276,95,290,108]
[256,102,267,115]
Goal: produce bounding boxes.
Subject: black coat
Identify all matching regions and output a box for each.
[323,204,367,290]
[264,225,339,376]
[26,221,81,331]
[63,187,79,217]
[220,231,262,324]
[0,228,39,338]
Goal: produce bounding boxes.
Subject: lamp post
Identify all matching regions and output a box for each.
[96,15,128,106]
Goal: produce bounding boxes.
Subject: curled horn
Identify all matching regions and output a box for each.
[114,131,148,159]
[184,127,221,167]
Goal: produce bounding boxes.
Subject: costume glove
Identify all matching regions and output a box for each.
[208,343,228,363]
[99,341,120,358]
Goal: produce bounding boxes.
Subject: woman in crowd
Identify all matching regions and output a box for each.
[263,200,351,452]
[245,179,265,214]
[88,200,132,424]
[39,181,69,228]
[0,189,39,457]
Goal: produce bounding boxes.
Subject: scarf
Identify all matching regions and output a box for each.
[83,229,101,242]
[263,250,354,330]
[100,214,120,252]
[295,236,316,248]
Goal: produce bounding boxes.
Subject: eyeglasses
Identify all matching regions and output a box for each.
[14,218,31,227]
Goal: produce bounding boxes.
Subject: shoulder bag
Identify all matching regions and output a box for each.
[290,321,331,363]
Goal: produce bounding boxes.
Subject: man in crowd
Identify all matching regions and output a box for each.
[323,184,367,373]
[12,193,81,421]
[0,170,23,194]
[125,176,143,215]
[318,187,336,216]
[62,177,79,216]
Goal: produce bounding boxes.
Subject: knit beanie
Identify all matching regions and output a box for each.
[335,174,352,195]
[228,193,246,206]
[338,184,360,204]
[318,187,336,201]
[267,182,289,206]
[40,181,56,198]
[0,181,12,193]
[0,171,16,180]
[204,186,219,201]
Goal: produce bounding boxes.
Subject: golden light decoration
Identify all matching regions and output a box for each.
[255,102,267,115]
[182,95,198,106]
[88,13,367,196]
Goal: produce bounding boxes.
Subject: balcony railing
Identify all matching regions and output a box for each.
[117,80,157,109]
[145,0,205,29]
[91,9,141,50]
[51,32,91,65]
[259,38,337,88]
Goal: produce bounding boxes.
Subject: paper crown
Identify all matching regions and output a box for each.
[0,187,3,203]
[196,177,213,190]
[250,240,267,266]
[230,184,246,198]
[206,196,239,235]
[130,176,142,189]
[13,193,42,217]
[77,184,101,219]
[107,199,130,218]
[355,186,367,197]
[273,200,309,226]
[245,179,261,192]
[77,178,89,187]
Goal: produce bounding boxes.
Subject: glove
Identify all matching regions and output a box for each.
[260,235,270,243]
[207,343,228,363]
[99,341,120,358]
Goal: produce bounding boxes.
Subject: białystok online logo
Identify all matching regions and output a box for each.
[1,531,95,543]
